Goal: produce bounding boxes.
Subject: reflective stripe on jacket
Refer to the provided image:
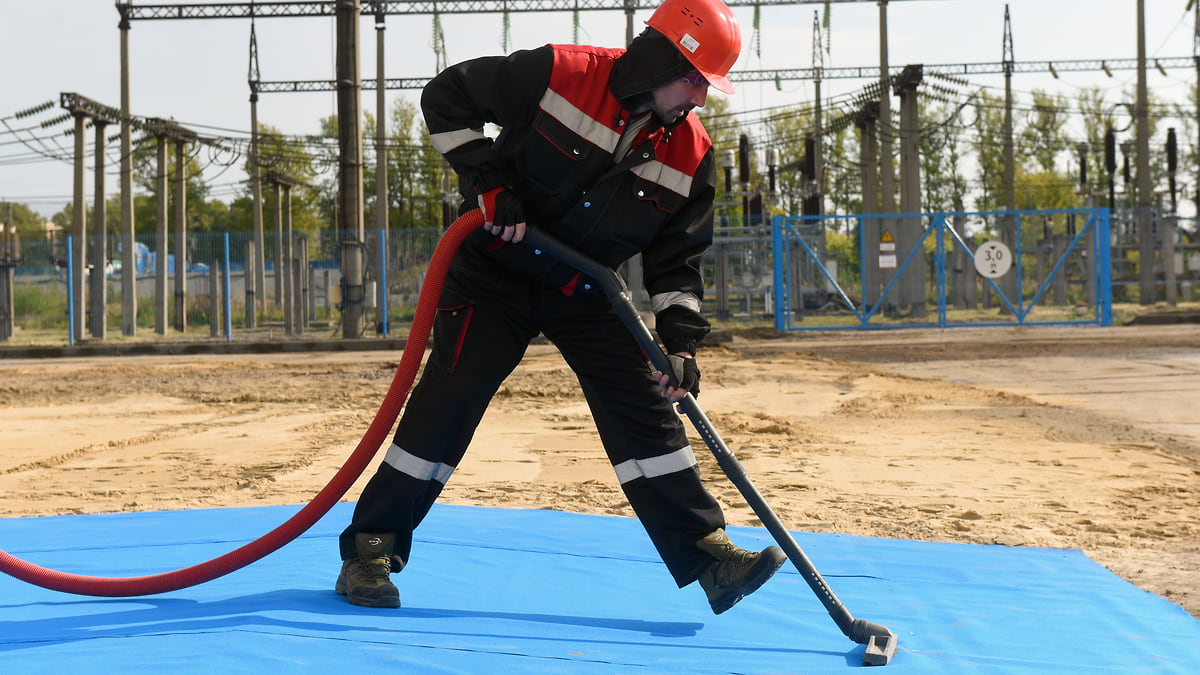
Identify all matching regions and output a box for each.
[421,43,715,351]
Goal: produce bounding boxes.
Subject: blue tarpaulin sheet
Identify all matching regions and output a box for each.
[2,502,1197,672]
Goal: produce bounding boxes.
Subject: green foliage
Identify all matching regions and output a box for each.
[1018,90,1072,173]
[12,72,1195,265]
[967,89,1007,211]
[363,100,449,231]
[919,99,968,213]
[1072,85,1183,210]
[1,201,48,241]
[823,123,860,216]
[825,227,859,278]
[1014,168,1078,212]
[696,96,744,207]
[761,104,812,216]
[256,122,328,232]
[13,284,67,329]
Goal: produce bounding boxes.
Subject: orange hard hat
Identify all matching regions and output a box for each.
[645,0,742,95]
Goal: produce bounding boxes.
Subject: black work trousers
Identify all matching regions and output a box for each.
[339,248,725,587]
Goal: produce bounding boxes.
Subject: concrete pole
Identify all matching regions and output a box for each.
[283,184,294,337]
[72,114,87,344]
[244,240,257,328]
[877,1,895,217]
[0,208,13,341]
[896,67,925,317]
[173,140,188,333]
[90,121,108,339]
[877,1,897,316]
[155,137,168,334]
[303,239,312,328]
[1003,7,1015,214]
[209,258,220,338]
[250,93,266,314]
[375,11,389,329]
[336,0,366,338]
[952,200,977,310]
[1001,6,1019,314]
[1085,195,1097,308]
[812,9,824,219]
[119,15,137,336]
[272,180,284,311]
[1135,0,1155,304]
[1163,215,1178,305]
[857,104,880,308]
[1194,3,1199,217]
[859,112,879,217]
[1003,83,1014,198]
[296,236,307,335]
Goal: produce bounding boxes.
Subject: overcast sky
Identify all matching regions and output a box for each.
[2,0,1195,216]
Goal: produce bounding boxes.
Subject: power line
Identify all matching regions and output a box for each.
[118,0,921,22]
[249,55,1196,94]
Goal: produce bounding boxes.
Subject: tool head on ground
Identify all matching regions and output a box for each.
[518,225,901,666]
[644,0,742,94]
[850,618,898,666]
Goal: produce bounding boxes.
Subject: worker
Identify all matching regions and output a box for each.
[337,0,786,615]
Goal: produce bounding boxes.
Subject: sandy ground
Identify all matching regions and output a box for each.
[1,324,1197,619]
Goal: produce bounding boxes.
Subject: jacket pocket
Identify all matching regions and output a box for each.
[632,176,685,214]
[517,111,594,194]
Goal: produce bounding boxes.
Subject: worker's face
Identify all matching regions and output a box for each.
[652,69,710,122]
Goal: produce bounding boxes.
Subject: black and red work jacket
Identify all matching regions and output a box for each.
[421,42,715,354]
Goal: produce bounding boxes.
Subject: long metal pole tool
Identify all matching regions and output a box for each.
[524,228,898,667]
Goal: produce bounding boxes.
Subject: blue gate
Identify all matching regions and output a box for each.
[771,208,1113,331]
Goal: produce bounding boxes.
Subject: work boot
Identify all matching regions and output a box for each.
[335,531,401,608]
[696,528,786,615]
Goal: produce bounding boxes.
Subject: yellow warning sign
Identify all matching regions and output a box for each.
[879,229,896,268]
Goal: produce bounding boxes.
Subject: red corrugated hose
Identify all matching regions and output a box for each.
[0,211,485,596]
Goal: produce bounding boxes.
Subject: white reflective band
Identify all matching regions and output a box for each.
[539,88,620,153]
[651,291,702,315]
[613,445,698,485]
[430,128,487,154]
[632,159,693,197]
[539,89,695,196]
[383,443,456,484]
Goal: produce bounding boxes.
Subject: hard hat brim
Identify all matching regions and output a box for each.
[704,71,735,95]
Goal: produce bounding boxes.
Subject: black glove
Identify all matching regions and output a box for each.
[476,186,526,234]
[666,354,701,399]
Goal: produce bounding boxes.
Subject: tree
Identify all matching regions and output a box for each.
[365,97,447,230]
[919,98,968,214]
[697,95,748,216]
[1014,167,1077,211]
[1,201,48,242]
[256,121,327,232]
[1076,86,1171,211]
[1019,90,1070,174]
[965,89,1006,211]
[1077,86,1112,205]
[758,103,812,217]
[823,121,860,217]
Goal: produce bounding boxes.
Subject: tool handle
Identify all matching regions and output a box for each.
[521,229,855,624]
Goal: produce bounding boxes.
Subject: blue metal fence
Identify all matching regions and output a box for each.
[772,208,1113,331]
[0,207,1156,345]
